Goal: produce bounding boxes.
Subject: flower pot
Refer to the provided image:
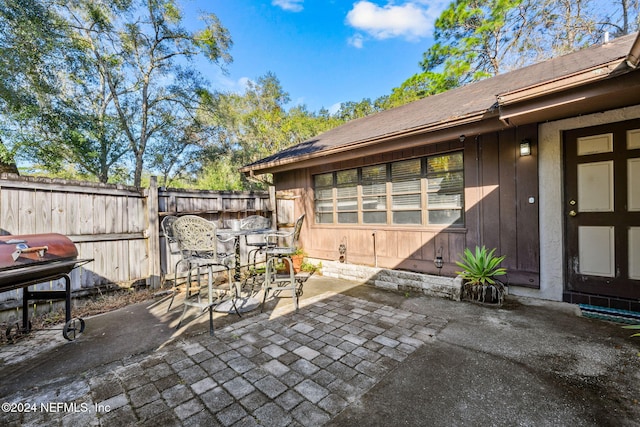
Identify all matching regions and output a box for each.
[281,255,304,273]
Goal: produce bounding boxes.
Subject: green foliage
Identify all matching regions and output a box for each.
[0,0,232,187]
[390,0,639,109]
[197,72,346,189]
[622,324,640,338]
[300,260,319,273]
[196,158,244,190]
[456,246,507,304]
[456,246,507,286]
[421,0,524,87]
[383,71,459,109]
[335,99,383,121]
[4,0,637,187]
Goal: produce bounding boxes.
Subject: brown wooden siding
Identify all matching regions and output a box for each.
[274,128,540,287]
[466,124,540,287]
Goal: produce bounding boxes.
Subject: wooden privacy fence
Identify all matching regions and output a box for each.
[0,174,274,314]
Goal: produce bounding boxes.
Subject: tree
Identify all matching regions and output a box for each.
[0,0,232,186]
[390,0,637,108]
[380,72,458,109]
[66,0,232,186]
[196,72,344,190]
[334,99,383,122]
[594,0,639,37]
[420,0,529,88]
[0,0,75,174]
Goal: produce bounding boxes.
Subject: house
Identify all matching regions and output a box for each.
[241,32,640,310]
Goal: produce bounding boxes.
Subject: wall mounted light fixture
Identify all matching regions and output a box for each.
[520,139,532,156]
[434,247,444,275]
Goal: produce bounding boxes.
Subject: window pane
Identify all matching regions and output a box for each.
[362,164,386,182]
[393,211,421,224]
[337,186,357,198]
[427,152,463,173]
[428,193,463,209]
[315,173,333,187]
[392,180,421,193]
[362,182,385,195]
[363,211,386,224]
[337,169,358,186]
[337,198,357,211]
[315,188,333,199]
[428,209,463,225]
[314,151,463,227]
[338,212,358,223]
[427,154,464,227]
[392,159,421,180]
[428,172,464,192]
[362,196,386,210]
[392,194,421,209]
[315,212,333,223]
[316,200,334,212]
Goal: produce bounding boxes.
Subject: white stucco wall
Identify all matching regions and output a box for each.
[510,105,640,301]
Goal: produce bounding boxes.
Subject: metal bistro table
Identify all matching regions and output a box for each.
[214,227,273,313]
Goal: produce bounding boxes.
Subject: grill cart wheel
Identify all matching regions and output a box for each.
[62,318,85,341]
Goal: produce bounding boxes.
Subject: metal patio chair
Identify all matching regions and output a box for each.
[241,215,273,267]
[171,215,239,335]
[161,215,192,312]
[261,213,305,312]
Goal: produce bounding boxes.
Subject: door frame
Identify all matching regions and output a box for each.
[563,118,640,299]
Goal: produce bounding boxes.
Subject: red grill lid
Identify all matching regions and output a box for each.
[0,233,78,271]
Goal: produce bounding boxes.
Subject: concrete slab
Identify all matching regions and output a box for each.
[0,276,639,426]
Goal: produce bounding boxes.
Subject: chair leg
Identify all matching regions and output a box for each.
[226,267,241,318]
[207,265,214,336]
[261,256,274,312]
[176,298,189,329]
[248,248,257,268]
[208,306,214,336]
[167,258,188,312]
[285,256,298,311]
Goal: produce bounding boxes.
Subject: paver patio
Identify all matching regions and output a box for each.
[0,290,447,426]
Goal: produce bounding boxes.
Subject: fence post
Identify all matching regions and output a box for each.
[269,185,277,230]
[147,176,161,288]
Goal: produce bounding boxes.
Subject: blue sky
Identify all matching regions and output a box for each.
[183,0,450,113]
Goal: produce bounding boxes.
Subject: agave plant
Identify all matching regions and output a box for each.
[456,246,507,305]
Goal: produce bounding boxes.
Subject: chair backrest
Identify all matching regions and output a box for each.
[241,215,271,230]
[172,215,218,256]
[291,214,305,248]
[161,215,179,243]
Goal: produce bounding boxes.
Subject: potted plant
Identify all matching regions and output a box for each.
[288,248,305,273]
[275,249,306,273]
[455,245,507,305]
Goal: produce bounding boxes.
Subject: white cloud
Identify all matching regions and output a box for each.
[348,34,364,49]
[328,102,342,115]
[237,77,252,91]
[211,71,253,94]
[272,0,304,12]
[346,1,447,43]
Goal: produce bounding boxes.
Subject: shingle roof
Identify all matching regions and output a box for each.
[243,32,638,172]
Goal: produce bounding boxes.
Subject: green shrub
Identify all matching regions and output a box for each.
[456,246,507,304]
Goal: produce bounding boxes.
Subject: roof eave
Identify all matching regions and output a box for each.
[497,59,623,107]
[240,109,497,175]
[498,58,640,125]
[626,31,640,68]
